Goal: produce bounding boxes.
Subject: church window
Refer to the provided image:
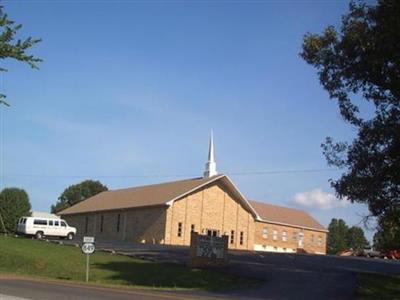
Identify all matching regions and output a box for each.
[177,222,182,237]
[282,231,288,242]
[230,230,235,244]
[191,224,195,232]
[311,234,315,244]
[117,214,121,232]
[239,231,244,245]
[273,230,278,240]
[100,215,104,233]
[85,216,89,233]
[293,232,298,241]
[317,236,323,246]
[262,227,268,239]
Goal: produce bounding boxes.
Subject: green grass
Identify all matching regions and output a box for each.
[0,235,261,291]
[358,273,400,300]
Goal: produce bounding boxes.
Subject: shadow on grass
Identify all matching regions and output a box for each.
[92,261,261,291]
[358,273,400,300]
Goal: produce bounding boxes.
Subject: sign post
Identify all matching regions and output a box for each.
[82,236,95,282]
[86,253,90,282]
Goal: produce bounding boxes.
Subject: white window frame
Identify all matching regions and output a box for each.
[262,227,268,239]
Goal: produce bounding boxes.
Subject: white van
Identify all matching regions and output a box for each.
[16,217,77,240]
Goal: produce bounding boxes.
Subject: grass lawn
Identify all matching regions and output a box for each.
[357,273,400,300]
[0,235,261,291]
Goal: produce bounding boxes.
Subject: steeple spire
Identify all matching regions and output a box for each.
[204,131,218,178]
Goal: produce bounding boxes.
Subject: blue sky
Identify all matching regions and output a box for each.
[1,1,373,239]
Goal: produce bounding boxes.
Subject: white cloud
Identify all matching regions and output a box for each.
[292,188,349,210]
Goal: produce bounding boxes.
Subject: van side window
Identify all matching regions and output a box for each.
[61,221,67,227]
[49,220,54,226]
[33,219,47,225]
[55,220,59,226]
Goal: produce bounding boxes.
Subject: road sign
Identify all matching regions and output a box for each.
[81,243,95,254]
[81,242,95,283]
[83,236,95,243]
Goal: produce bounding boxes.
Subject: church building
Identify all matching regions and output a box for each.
[59,135,327,254]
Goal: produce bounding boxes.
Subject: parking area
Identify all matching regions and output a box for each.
[58,238,400,299]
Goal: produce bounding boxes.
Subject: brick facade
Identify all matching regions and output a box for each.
[63,179,326,254]
[254,221,327,254]
[64,205,167,244]
[165,181,254,250]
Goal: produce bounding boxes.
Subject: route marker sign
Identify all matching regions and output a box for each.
[82,236,96,282]
[83,236,95,243]
[81,243,95,254]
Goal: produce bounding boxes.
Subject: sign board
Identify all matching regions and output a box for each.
[81,243,95,254]
[189,232,228,268]
[196,235,225,259]
[83,236,95,243]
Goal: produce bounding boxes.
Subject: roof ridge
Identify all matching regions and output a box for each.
[249,200,309,214]
[106,176,211,193]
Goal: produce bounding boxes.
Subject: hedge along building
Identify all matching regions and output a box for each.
[59,135,328,254]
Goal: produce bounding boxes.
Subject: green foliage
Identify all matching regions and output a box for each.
[301,0,400,250]
[0,188,31,232]
[347,226,369,251]
[373,213,400,250]
[51,180,108,213]
[0,236,261,291]
[328,219,370,254]
[327,218,349,254]
[0,6,41,101]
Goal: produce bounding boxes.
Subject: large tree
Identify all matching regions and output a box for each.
[347,226,369,251]
[301,0,400,250]
[0,6,41,103]
[327,218,349,254]
[373,214,400,251]
[0,188,31,232]
[51,180,108,213]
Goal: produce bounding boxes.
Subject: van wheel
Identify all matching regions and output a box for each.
[35,231,44,240]
[67,233,75,240]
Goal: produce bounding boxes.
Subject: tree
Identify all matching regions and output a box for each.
[347,226,369,251]
[373,214,400,250]
[0,188,31,232]
[0,6,41,102]
[327,218,349,254]
[300,0,400,250]
[51,180,108,213]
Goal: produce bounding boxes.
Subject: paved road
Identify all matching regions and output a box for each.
[73,239,400,300]
[3,238,400,300]
[0,277,231,300]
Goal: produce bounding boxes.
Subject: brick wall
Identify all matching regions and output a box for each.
[254,221,327,254]
[63,181,326,255]
[165,181,255,250]
[63,205,167,243]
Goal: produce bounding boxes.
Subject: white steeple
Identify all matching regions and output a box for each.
[203,131,218,178]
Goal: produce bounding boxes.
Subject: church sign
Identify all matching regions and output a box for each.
[189,232,229,267]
